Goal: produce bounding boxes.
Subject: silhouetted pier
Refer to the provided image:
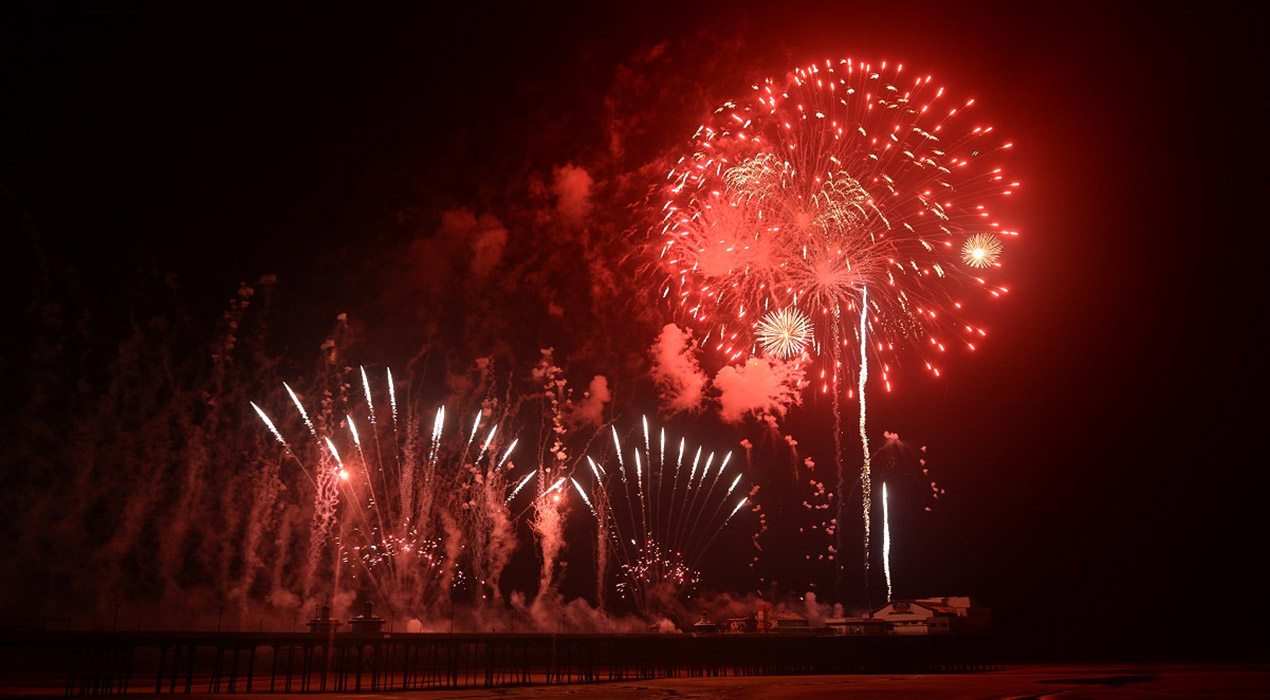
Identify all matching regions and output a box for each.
[0,629,997,696]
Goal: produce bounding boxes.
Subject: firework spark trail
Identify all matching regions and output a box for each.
[358,367,399,527]
[694,497,751,567]
[830,305,847,592]
[256,369,527,622]
[347,415,361,450]
[323,437,347,476]
[346,415,369,484]
[540,477,566,501]
[642,416,656,559]
[587,456,605,480]
[671,449,701,552]
[667,438,686,547]
[251,402,287,447]
[882,481,892,602]
[505,472,535,505]
[590,447,637,570]
[690,471,744,549]
[276,381,342,599]
[652,424,664,552]
[610,430,645,554]
[858,286,874,607]
[346,414,389,535]
[339,414,397,561]
[589,454,640,581]
[385,368,406,503]
[682,451,731,555]
[585,455,641,596]
[583,421,747,613]
[360,366,376,425]
[476,424,498,464]
[429,407,444,467]
[386,367,399,426]
[671,447,703,546]
[360,366,390,487]
[572,478,597,516]
[252,400,326,492]
[611,426,627,484]
[675,451,714,552]
[283,383,318,438]
[496,439,519,471]
[634,450,648,549]
[464,413,482,458]
[510,470,566,525]
[658,429,667,518]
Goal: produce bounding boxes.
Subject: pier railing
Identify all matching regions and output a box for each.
[0,630,997,695]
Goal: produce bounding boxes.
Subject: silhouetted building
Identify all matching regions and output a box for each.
[768,614,812,634]
[871,596,993,635]
[306,605,341,634]
[723,615,758,633]
[825,617,886,636]
[348,601,385,634]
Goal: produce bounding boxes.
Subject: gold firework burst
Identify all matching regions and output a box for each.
[961,233,1003,269]
[756,307,814,359]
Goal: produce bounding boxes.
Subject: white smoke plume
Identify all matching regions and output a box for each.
[713,355,807,423]
[552,163,595,225]
[569,375,611,427]
[649,323,707,413]
[421,208,510,282]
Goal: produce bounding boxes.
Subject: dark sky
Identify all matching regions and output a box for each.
[1,2,1261,656]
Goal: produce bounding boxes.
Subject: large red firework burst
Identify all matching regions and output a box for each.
[657,58,1017,393]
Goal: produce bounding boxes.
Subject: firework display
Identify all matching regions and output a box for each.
[658,57,1016,378]
[0,43,1031,640]
[657,58,1015,600]
[252,367,532,618]
[575,419,749,613]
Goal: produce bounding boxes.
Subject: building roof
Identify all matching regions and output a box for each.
[874,600,959,616]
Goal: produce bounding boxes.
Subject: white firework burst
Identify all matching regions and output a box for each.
[755,307,814,359]
[961,233,1003,269]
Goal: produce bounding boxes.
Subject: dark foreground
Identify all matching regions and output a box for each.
[0,630,993,695]
[483,665,1268,699]
[3,629,1264,698]
[4,664,1266,699]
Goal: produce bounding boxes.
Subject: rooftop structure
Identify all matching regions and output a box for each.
[872,596,993,635]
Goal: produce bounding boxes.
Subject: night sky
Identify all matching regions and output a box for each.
[1,2,1260,657]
